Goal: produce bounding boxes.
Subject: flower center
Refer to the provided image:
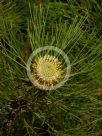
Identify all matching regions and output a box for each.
[40,61,56,77]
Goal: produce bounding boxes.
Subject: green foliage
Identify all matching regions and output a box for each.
[0,0,102,136]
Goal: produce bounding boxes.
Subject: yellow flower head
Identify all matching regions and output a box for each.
[32,55,63,90]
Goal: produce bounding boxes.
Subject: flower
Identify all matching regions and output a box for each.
[32,55,63,90]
